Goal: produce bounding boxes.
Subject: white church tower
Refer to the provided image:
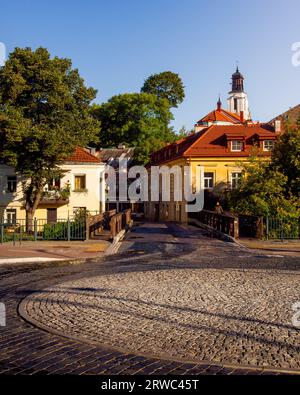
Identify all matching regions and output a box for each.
[227,67,250,121]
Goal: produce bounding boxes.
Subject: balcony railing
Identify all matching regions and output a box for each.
[39,188,70,206]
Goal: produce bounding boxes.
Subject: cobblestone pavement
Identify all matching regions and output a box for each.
[1,222,300,375]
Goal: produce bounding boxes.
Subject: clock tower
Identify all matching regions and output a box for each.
[227,67,250,121]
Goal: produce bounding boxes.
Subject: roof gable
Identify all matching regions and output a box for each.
[66,147,100,164]
[196,108,242,125]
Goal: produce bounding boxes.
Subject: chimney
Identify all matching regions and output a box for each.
[275,119,281,133]
[240,110,244,123]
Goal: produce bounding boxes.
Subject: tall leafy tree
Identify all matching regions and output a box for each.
[141,71,185,108]
[92,93,175,163]
[271,126,300,196]
[228,152,300,219]
[0,47,99,225]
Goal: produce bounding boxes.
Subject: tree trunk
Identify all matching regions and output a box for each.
[25,187,43,233]
[25,208,34,233]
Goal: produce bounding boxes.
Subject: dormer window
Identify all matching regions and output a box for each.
[231,140,243,152]
[263,140,274,151]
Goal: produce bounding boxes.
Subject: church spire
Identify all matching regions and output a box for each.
[231,67,244,93]
[217,96,222,111]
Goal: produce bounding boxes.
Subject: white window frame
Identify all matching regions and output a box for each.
[231,172,242,189]
[6,209,17,224]
[203,172,214,189]
[263,140,274,151]
[231,140,243,152]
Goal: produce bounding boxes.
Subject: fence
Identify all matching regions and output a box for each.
[265,217,300,240]
[189,210,239,239]
[1,209,133,244]
[0,218,86,243]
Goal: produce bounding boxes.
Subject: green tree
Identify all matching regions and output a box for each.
[0,47,99,225]
[271,126,300,196]
[141,71,185,108]
[92,93,175,163]
[176,126,193,139]
[228,154,299,219]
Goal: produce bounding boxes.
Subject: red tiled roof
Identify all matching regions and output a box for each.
[196,108,242,125]
[185,124,276,157]
[150,123,277,165]
[66,147,100,163]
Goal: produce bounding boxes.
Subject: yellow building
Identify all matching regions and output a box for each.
[145,68,280,223]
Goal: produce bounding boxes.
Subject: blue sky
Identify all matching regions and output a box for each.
[1,0,300,130]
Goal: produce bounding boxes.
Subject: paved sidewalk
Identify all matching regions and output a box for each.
[0,222,299,375]
[0,240,110,263]
[239,238,300,256]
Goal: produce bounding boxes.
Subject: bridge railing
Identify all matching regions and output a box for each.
[88,209,132,240]
[189,210,239,239]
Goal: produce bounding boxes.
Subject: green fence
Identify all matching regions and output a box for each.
[0,218,86,243]
[265,217,300,240]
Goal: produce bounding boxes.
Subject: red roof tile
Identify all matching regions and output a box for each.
[196,108,242,125]
[66,147,100,163]
[150,123,277,165]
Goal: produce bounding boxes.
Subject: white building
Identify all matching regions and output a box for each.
[0,147,106,223]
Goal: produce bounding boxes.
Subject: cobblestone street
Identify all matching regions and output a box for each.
[1,222,300,375]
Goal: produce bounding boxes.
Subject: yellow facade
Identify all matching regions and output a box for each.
[0,162,106,222]
[145,156,252,223]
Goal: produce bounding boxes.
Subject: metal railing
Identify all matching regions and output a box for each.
[265,217,300,240]
[0,218,86,243]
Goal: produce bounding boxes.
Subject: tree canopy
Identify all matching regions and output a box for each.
[0,47,99,222]
[92,92,175,164]
[228,127,300,219]
[271,128,300,196]
[141,71,185,108]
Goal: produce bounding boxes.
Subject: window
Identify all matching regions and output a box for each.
[231,172,242,189]
[204,172,214,189]
[231,140,243,151]
[6,209,16,224]
[7,176,17,193]
[263,140,274,151]
[234,98,238,111]
[74,175,86,191]
[48,177,61,190]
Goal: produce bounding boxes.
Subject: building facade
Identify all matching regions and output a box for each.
[0,147,106,223]
[145,68,281,223]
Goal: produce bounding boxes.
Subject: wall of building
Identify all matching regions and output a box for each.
[0,163,105,221]
[144,156,258,223]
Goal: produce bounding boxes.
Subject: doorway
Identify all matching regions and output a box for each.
[47,208,57,223]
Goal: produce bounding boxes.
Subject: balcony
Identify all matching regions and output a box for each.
[39,187,70,206]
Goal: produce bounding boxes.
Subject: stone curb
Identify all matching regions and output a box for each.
[105,221,133,256]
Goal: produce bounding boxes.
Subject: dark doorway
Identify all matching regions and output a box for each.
[47,208,57,223]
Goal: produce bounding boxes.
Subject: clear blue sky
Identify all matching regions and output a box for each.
[1,0,300,131]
